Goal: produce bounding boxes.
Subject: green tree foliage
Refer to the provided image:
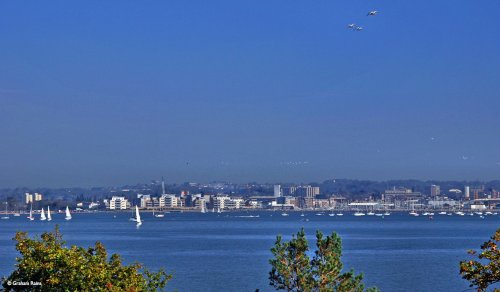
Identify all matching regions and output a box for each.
[269,228,378,292]
[460,228,500,292]
[2,225,171,291]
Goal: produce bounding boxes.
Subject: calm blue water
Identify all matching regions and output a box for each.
[0,212,498,291]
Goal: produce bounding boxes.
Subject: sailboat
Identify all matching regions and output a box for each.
[47,206,52,221]
[40,208,47,221]
[130,206,142,225]
[27,204,34,221]
[1,203,9,220]
[65,206,72,220]
[200,202,206,214]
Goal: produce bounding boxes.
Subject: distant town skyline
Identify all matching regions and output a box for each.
[1,1,500,188]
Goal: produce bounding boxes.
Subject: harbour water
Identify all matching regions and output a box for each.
[0,212,498,291]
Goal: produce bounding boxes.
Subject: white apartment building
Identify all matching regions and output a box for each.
[109,196,130,210]
[213,196,244,210]
[160,194,179,208]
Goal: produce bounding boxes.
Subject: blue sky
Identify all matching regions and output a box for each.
[1,1,500,187]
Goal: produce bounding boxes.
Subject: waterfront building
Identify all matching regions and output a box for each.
[24,192,43,204]
[88,202,100,209]
[384,187,422,209]
[427,199,459,209]
[282,185,320,197]
[160,194,179,208]
[247,200,262,208]
[25,193,33,204]
[139,194,152,208]
[109,196,130,210]
[194,197,207,210]
[212,195,243,210]
[430,185,440,197]
[225,198,244,209]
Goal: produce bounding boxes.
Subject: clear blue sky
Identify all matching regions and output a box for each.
[1,1,500,187]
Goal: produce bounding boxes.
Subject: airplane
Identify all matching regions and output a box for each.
[355,26,364,31]
[347,23,356,29]
[367,10,379,16]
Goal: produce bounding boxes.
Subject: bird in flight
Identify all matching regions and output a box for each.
[367,10,379,16]
[347,24,363,31]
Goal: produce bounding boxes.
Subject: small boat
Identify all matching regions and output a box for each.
[353,212,365,217]
[375,213,384,217]
[217,208,222,214]
[153,210,164,218]
[328,213,335,217]
[383,212,391,216]
[409,211,419,217]
[438,211,447,215]
[300,213,305,217]
[40,208,47,221]
[65,206,72,220]
[47,206,52,221]
[367,212,375,216]
[281,212,289,216]
[13,213,21,217]
[479,215,485,219]
[237,215,260,218]
[485,211,493,215]
[455,211,465,216]
[315,213,324,216]
[336,213,344,216]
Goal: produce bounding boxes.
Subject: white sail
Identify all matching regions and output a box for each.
[47,206,52,221]
[135,206,142,225]
[201,202,206,213]
[28,204,34,221]
[40,208,46,220]
[65,206,72,220]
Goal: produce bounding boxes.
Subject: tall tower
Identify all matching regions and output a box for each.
[464,186,470,200]
[161,177,166,195]
[274,185,282,197]
[430,185,440,197]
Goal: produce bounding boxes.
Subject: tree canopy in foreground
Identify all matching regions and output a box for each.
[460,228,500,292]
[269,228,378,292]
[2,225,171,291]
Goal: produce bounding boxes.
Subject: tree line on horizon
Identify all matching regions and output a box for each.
[2,179,500,203]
